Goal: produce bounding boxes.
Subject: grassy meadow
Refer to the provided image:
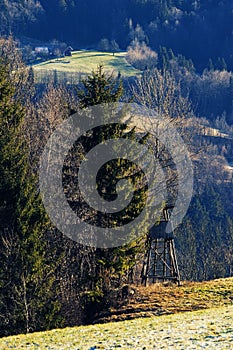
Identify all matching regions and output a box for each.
[0,306,232,349]
[32,51,141,83]
[0,278,232,349]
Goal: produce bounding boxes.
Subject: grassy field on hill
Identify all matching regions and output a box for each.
[94,277,233,323]
[32,51,141,82]
[1,306,232,349]
[0,278,232,349]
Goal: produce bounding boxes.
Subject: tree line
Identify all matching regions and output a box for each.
[0,37,233,337]
[1,1,233,72]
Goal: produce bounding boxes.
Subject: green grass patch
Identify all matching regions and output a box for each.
[1,306,232,349]
[32,50,141,83]
[1,278,233,349]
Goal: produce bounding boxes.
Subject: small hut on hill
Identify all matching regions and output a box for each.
[64,46,73,57]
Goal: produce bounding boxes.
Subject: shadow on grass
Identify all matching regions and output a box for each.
[72,53,115,60]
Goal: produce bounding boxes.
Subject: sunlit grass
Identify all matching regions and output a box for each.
[1,278,233,349]
[97,277,233,323]
[33,50,141,82]
[1,305,232,349]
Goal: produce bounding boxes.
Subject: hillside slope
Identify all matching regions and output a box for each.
[1,305,232,349]
[94,278,233,324]
[33,50,141,82]
[2,1,233,72]
[0,278,232,349]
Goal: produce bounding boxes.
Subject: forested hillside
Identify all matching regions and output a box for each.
[0,0,233,340]
[1,0,233,71]
[0,36,232,337]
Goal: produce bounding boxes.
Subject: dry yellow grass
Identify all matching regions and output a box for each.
[95,278,233,323]
[0,278,232,350]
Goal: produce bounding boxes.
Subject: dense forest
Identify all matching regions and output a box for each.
[1,0,233,71]
[0,0,233,340]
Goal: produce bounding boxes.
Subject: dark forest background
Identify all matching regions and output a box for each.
[1,0,233,71]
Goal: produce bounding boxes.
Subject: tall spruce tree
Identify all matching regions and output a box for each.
[0,56,62,336]
[66,66,147,318]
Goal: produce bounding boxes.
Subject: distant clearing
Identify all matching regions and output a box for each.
[32,50,141,82]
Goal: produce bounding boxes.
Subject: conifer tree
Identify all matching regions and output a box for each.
[0,56,61,336]
[71,66,147,314]
[77,65,123,108]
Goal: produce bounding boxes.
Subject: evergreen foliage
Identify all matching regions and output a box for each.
[0,30,233,337]
[77,65,123,108]
[0,55,62,336]
[176,183,233,281]
[67,66,148,316]
[1,1,233,72]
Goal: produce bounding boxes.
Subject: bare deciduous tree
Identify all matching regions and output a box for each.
[126,40,157,70]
